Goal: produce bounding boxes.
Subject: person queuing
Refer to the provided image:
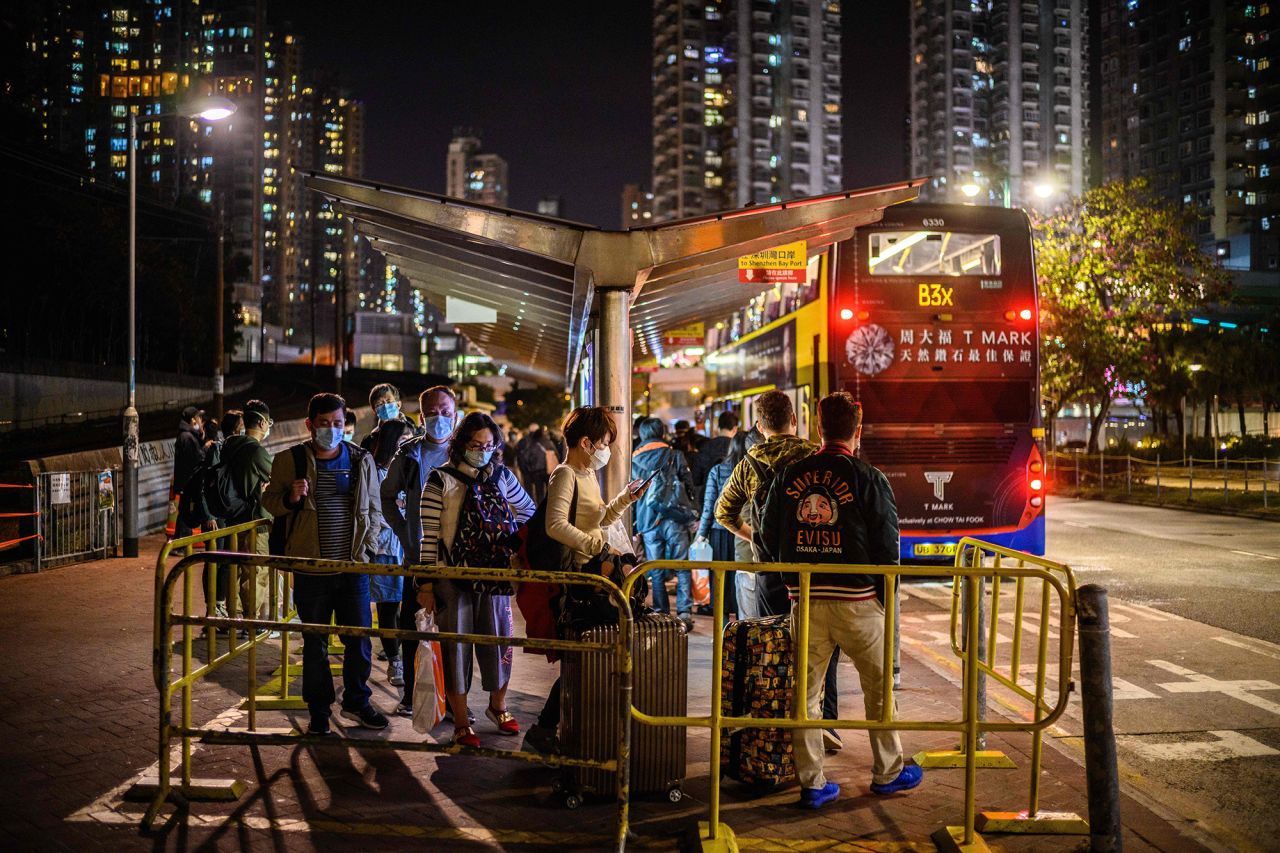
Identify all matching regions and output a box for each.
[418,413,536,747]
[632,417,697,632]
[362,382,423,450]
[381,385,458,717]
[368,418,414,688]
[515,422,559,504]
[693,427,747,619]
[522,406,647,755]
[221,400,274,626]
[757,392,922,808]
[263,393,388,736]
[171,406,206,540]
[692,411,739,496]
[201,408,243,619]
[343,407,358,444]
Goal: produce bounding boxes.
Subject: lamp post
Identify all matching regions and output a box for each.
[122,97,235,558]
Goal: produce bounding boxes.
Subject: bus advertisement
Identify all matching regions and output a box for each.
[702,203,1045,561]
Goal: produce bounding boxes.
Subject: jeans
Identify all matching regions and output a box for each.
[643,519,692,616]
[293,572,373,716]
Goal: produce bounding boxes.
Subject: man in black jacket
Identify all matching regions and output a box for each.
[759,392,921,809]
[172,406,206,538]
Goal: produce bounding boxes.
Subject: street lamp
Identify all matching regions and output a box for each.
[122,95,235,558]
[1032,180,1057,200]
[960,182,981,199]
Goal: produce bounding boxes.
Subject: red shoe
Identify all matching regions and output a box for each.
[486,705,520,735]
[453,725,481,748]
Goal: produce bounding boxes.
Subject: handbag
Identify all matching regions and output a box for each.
[558,552,651,634]
[411,609,448,733]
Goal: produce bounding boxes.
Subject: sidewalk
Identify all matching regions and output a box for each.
[0,536,1209,851]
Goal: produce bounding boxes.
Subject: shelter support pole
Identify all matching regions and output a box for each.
[1078,584,1122,853]
[596,287,632,502]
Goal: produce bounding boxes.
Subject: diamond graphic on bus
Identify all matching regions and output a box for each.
[924,471,954,501]
[845,323,894,375]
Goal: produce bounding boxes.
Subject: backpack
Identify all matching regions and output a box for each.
[650,449,698,524]
[178,440,254,529]
[743,454,776,531]
[268,444,307,555]
[442,468,519,595]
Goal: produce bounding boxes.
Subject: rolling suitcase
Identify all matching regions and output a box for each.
[559,611,687,807]
[720,614,797,788]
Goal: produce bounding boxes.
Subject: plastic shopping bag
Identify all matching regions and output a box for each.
[688,538,713,562]
[411,609,448,734]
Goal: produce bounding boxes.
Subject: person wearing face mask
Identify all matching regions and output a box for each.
[221,400,274,626]
[380,385,458,717]
[632,417,698,632]
[343,408,358,444]
[263,393,387,736]
[521,406,649,755]
[418,412,536,747]
[361,383,422,452]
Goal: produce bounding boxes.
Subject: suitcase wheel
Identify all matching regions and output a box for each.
[666,785,683,804]
[563,792,583,810]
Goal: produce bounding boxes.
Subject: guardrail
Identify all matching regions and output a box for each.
[141,541,636,852]
[628,548,1082,852]
[1049,450,1278,511]
[33,469,119,569]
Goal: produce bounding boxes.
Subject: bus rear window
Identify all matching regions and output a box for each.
[852,380,1032,424]
[868,231,1001,277]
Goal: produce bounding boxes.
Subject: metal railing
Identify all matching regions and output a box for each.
[626,547,1080,851]
[34,469,119,569]
[143,539,636,852]
[1049,450,1279,511]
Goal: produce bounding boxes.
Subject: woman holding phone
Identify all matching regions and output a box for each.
[521,406,649,754]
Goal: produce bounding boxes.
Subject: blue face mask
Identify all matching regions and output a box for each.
[313,426,344,450]
[375,402,400,421]
[422,414,454,441]
[464,449,494,468]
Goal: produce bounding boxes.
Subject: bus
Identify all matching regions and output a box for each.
[701,203,1045,560]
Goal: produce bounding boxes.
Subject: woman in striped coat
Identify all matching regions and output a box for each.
[418,412,535,747]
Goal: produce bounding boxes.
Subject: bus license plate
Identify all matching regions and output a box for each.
[913,543,958,557]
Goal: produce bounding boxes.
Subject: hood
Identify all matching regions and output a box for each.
[631,441,674,477]
[221,434,257,456]
[747,434,814,469]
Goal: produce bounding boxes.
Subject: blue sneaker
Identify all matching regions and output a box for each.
[799,781,840,809]
[870,764,923,795]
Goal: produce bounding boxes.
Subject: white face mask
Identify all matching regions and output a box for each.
[590,446,611,470]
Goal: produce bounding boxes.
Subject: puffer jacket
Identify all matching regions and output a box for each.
[697,457,733,539]
[261,441,384,572]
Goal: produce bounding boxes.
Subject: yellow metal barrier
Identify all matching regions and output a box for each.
[140,551,636,853]
[625,552,1079,853]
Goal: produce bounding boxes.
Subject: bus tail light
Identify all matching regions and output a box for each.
[1005,310,1017,321]
[1029,478,1043,492]
[1019,308,1033,321]
[857,310,869,321]
[840,308,854,320]
[1030,496,1043,508]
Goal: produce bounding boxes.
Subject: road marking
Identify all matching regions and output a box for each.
[1230,549,1279,561]
[1116,730,1279,762]
[1112,602,1172,622]
[1212,635,1280,663]
[1149,660,1280,716]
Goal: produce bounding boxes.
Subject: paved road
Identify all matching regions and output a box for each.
[989,497,1280,853]
[1046,497,1280,643]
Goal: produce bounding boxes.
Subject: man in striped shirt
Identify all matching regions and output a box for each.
[263,393,387,736]
[758,392,922,809]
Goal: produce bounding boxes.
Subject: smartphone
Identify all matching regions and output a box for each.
[631,469,658,495]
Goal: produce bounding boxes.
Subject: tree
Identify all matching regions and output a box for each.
[1035,179,1230,452]
[504,385,569,431]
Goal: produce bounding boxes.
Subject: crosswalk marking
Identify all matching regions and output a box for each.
[1116,730,1279,762]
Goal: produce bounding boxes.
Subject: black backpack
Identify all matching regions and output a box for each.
[178,441,254,529]
[440,467,519,595]
[744,454,776,530]
[650,449,698,524]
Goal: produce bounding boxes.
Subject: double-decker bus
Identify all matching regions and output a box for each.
[701,203,1045,560]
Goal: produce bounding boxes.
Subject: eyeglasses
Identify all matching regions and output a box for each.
[466,442,499,453]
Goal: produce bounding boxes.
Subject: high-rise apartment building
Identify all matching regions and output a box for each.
[909,0,1090,207]
[621,183,655,228]
[445,129,509,207]
[651,0,842,222]
[1097,0,1278,272]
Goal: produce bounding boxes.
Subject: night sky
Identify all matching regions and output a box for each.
[278,0,909,228]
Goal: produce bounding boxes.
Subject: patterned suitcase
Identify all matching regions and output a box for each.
[720,614,797,788]
[559,611,688,806]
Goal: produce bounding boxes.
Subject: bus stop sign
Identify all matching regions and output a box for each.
[739,239,807,284]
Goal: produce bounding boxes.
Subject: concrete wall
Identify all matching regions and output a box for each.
[0,371,252,428]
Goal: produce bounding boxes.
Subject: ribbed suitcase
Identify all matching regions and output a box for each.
[559,611,687,806]
[720,614,797,788]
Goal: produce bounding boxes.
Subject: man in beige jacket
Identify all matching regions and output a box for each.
[263,393,386,736]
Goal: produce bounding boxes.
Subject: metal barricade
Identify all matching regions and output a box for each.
[141,547,636,853]
[626,549,1080,853]
[34,469,119,570]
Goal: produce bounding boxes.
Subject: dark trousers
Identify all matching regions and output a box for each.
[538,675,561,729]
[294,572,373,715]
[399,578,419,704]
[376,601,401,660]
[203,535,231,606]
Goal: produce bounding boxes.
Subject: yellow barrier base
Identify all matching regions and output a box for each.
[125,777,246,803]
[930,826,992,853]
[271,662,303,677]
[698,821,739,853]
[977,810,1089,835]
[912,749,1017,769]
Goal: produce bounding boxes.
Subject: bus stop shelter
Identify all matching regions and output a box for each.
[305,174,924,496]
